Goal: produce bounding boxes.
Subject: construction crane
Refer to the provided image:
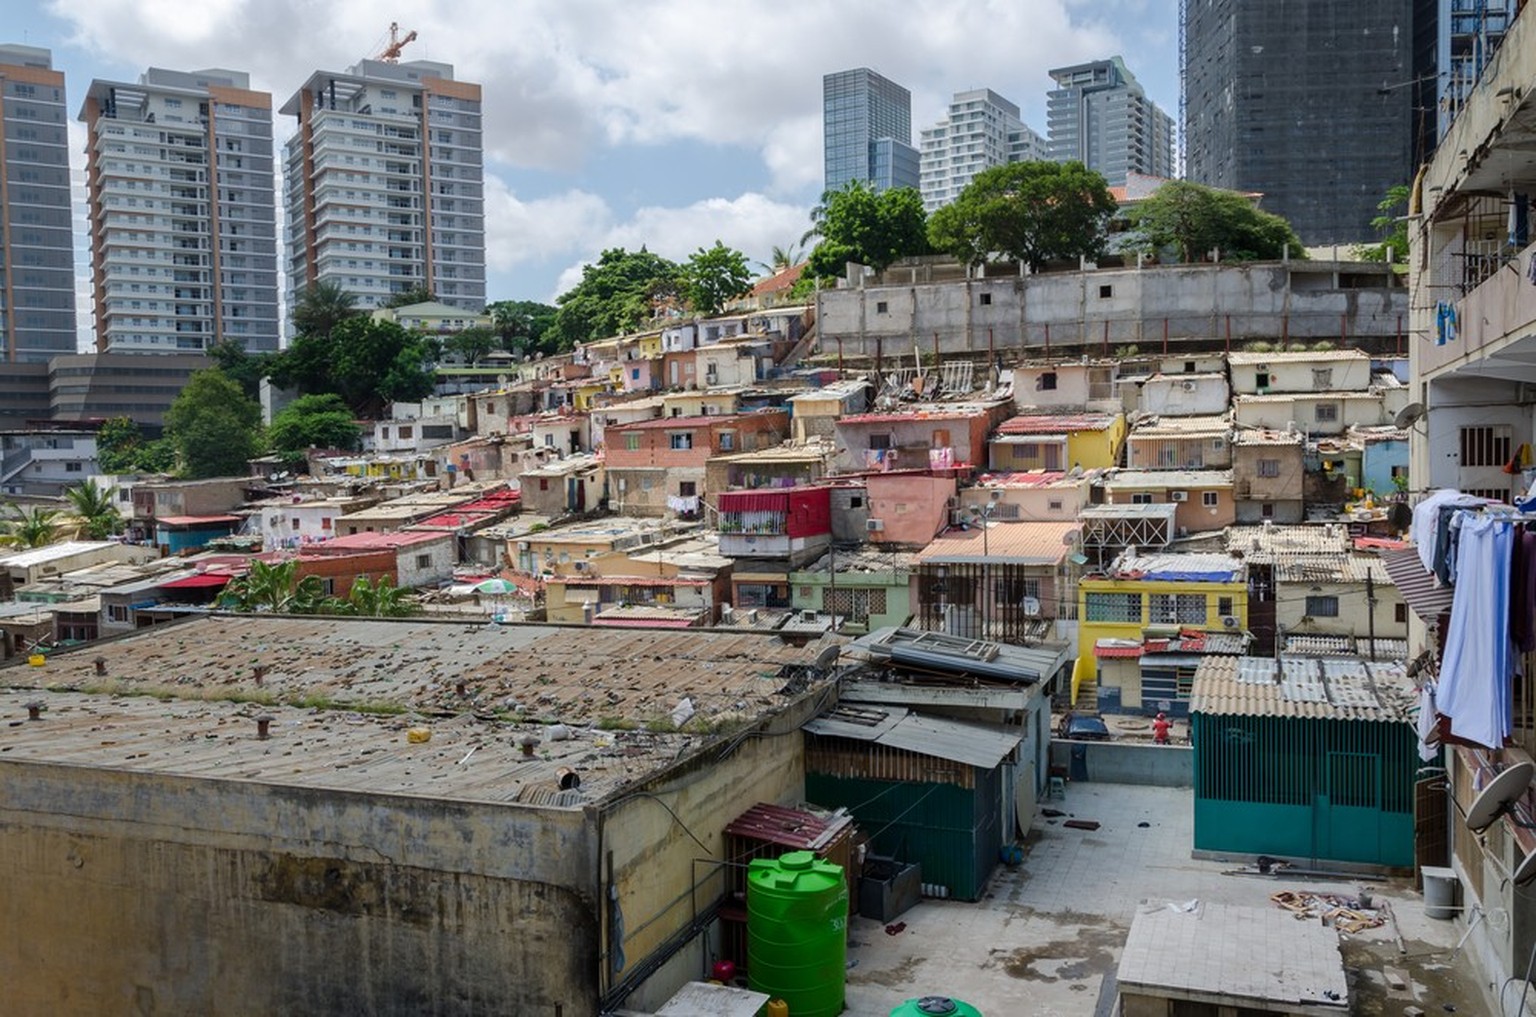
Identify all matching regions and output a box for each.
[376,22,417,63]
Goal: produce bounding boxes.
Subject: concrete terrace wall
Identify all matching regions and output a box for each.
[816,262,1406,359]
[0,763,597,1016]
[1049,741,1193,788]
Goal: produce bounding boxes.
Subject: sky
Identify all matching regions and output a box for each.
[14,0,1179,321]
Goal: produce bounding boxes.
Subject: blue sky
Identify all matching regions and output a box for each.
[16,0,1178,320]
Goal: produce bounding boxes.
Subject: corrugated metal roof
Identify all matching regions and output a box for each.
[1106,469,1232,489]
[997,413,1117,435]
[1227,349,1370,364]
[722,801,854,850]
[1379,546,1453,623]
[804,704,1022,769]
[1190,654,1415,721]
[1129,414,1230,436]
[915,520,1079,564]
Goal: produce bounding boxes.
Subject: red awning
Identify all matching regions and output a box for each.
[718,491,788,513]
[159,573,233,589]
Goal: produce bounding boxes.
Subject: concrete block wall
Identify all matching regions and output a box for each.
[1048,741,1193,788]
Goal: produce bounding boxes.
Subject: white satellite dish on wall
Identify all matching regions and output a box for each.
[1465,760,1535,833]
[1393,402,1427,429]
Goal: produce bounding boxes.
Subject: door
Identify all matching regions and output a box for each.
[1318,751,1382,865]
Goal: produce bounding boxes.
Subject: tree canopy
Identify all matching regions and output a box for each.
[268,317,437,418]
[291,280,362,340]
[682,241,753,317]
[65,480,123,540]
[267,393,362,459]
[486,299,559,357]
[384,285,436,309]
[206,339,272,401]
[164,369,263,478]
[1356,184,1410,264]
[553,247,682,348]
[96,417,176,475]
[927,160,1118,271]
[1127,180,1305,263]
[804,180,930,279]
[442,326,499,366]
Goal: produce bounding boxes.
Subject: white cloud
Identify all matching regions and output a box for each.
[483,176,612,273]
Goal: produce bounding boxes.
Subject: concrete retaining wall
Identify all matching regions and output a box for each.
[1049,740,1193,788]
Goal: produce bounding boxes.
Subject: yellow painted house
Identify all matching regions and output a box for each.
[988,412,1127,472]
[1073,552,1248,706]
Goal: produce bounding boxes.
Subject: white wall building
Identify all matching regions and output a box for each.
[919,88,1047,212]
[1226,349,1373,395]
[1139,373,1231,417]
[280,59,485,320]
[80,67,279,354]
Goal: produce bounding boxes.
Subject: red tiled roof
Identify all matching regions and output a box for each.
[839,409,986,425]
[916,520,1079,565]
[750,263,806,297]
[997,413,1116,435]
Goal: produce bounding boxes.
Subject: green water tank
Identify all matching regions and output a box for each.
[889,997,985,1017]
[746,849,848,1017]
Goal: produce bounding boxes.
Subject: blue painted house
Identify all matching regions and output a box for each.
[1357,426,1409,497]
[154,514,242,554]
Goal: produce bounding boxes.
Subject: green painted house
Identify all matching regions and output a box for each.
[1190,655,1426,869]
[789,548,915,635]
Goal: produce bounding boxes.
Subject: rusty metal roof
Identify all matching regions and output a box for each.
[915,520,1080,565]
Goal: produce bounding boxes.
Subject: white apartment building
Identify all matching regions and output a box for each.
[919,88,1047,212]
[280,59,485,323]
[79,68,279,354]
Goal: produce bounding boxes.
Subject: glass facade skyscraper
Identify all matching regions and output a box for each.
[823,68,919,194]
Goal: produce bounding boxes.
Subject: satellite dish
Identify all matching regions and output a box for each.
[814,644,841,669]
[1394,402,1427,429]
[1020,596,1041,617]
[1466,760,1535,832]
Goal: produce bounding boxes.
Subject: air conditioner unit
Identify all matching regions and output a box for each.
[1181,380,1197,392]
[1170,491,1189,502]
[866,518,885,532]
[945,496,961,509]
[1221,615,1241,629]
[573,561,590,572]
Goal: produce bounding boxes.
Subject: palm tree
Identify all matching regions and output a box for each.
[765,243,805,272]
[343,575,417,617]
[65,480,123,540]
[4,505,60,549]
[291,280,361,339]
[223,559,327,614]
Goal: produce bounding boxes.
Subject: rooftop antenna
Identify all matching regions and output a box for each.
[376,22,417,63]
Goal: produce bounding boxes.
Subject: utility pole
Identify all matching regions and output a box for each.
[1365,571,1377,662]
[827,541,838,633]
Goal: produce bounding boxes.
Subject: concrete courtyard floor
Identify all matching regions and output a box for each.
[844,782,1491,1016]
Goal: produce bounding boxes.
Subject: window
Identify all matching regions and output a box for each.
[875,301,888,314]
[1217,596,1234,617]
[868,433,893,451]
[1149,593,1206,625]
[678,481,697,497]
[1391,464,1409,481]
[1312,368,1333,389]
[979,292,992,306]
[1085,592,1141,622]
[1314,403,1338,423]
[932,428,950,448]
[1048,498,1064,512]
[669,432,694,450]
[1305,595,1340,617]
[631,368,640,380]
[1257,459,1281,478]
[65,462,83,472]
[1098,284,1113,299]
[1039,372,1058,391]
[1460,425,1512,468]
[1183,361,1196,373]
[415,554,432,569]
[625,434,641,451]
[849,496,863,509]
[1131,492,1154,504]
[291,517,301,530]
[108,604,128,623]
[1201,491,1219,507]
[539,478,549,491]
[1395,603,1408,624]
[399,425,414,439]
[718,431,735,451]
[1261,503,1275,518]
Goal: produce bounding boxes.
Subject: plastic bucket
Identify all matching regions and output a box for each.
[27,654,44,667]
[1421,865,1458,920]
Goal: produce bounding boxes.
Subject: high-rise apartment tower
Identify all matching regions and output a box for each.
[0,45,76,363]
[920,89,1048,212]
[281,59,486,322]
[80,67,278,354]
[1047,57,1174,188]
[823,68,920,194]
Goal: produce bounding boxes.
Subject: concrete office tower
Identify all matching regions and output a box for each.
[0,45,76,363]
[919,89,1048,212]
[823,68,920,194]
[1182,0,1412,245]
[1047,57,1174,188]
[281,59,485,321]
[80,68,278,354]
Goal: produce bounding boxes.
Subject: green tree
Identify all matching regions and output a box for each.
[1128,180,1306,263]
[803,180,930,279]
[269,317,437,417]
[927,161,1118,272]
[384,285,436,309]
[759,242,805,273]
[267,394,362,457]
[487,299,559,356]
[291,280,362,339]
[553,247,682,347]
[223,558,326,614]
[65,480,123,540]
[442,326,499,365]
[682,241,753,316]
[206,340,272,401]
[97,417,174,475]
[1356,184,1411,264]
[4,504,60,549]
[164,369,262,479]
[334,575,418,617]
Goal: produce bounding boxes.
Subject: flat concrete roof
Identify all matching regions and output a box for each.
[0,616,843,804]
